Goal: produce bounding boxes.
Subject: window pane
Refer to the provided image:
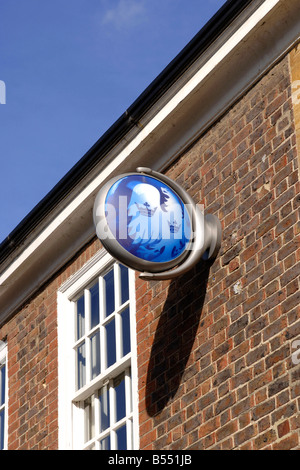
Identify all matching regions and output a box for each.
[84,396,95,443]
[104,270,115,317]
[77,343,86,390]
[90,283,100,329]
[105,319,116,368]
[76,295,85,340]
[116,424,127,450]
[120,265,129,304]
[0,409,4,451]
[0,365,5,407]
[99,387,110,432]
[100,435,110,450]
[115,374,126,422]
[121,307,130,357]
[90,331,100,380]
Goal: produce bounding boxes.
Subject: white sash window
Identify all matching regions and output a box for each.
[58,251,139,450]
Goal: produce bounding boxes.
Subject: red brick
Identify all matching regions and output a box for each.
[198,418,219,438]
[273,433,299,450]
[254,429,277,449]
[277,420,290,438]
[216,420,238,442]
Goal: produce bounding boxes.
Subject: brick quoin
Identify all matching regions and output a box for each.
[136,54,300,450]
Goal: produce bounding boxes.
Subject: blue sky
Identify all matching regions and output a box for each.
[0,0,226,243]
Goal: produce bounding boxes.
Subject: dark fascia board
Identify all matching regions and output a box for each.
[0,0,253,266]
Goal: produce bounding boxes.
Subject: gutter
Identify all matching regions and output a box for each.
[0,0,253,266]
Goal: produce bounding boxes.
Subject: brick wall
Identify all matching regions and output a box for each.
[0,238,102,450]
[136,53,300,450]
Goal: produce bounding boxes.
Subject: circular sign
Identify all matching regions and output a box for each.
[94,167,222,279]
[93,172,193,273]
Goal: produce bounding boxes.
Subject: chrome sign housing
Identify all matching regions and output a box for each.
[93,168,221,280]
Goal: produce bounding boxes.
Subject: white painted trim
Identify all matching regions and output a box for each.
[59,248,108,294]
[0,341,6,357]
[128,269,139,450]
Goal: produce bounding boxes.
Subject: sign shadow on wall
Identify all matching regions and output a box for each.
[145,258,213,417]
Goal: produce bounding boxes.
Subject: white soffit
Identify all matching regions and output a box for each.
[0,0,299,323]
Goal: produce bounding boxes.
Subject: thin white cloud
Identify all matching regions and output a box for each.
[102,0,146,30]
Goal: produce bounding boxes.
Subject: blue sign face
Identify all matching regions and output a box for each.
[104,174,192,263]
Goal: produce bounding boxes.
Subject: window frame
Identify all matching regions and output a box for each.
[0,342,8,451]
[58,250,139,450]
